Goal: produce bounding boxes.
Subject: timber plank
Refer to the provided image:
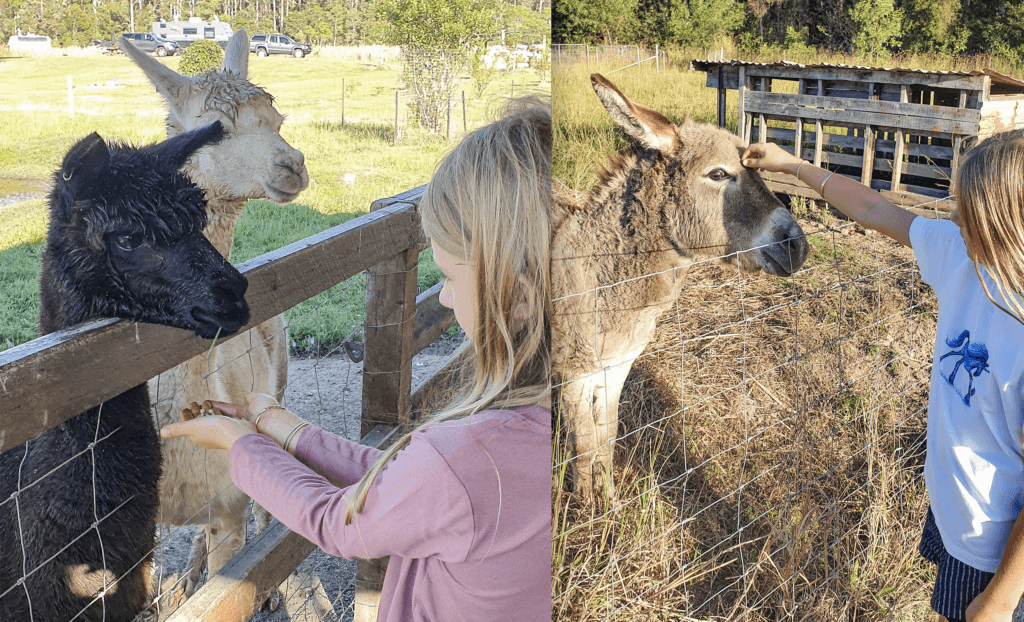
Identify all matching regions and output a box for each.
[766,177,954,213]
[702,64,988,92]
[412,283,457,355]
[796,148,950,181]
[744,92,980,134]
[748,103,978,136]
[0,203,420,454]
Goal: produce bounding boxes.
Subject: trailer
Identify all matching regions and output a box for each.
[152,17,233,48]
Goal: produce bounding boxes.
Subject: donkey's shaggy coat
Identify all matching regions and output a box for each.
[554,74,810,499]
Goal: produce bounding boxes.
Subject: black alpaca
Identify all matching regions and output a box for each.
[0,122,250,621]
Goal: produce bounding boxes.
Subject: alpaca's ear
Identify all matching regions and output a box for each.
[591,73,677,153]
[58,132,110,199]
[223,29,249,79]
[155,121,225,171]
[120,35,192,112]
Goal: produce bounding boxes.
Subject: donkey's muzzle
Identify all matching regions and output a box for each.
[756,211,809,277]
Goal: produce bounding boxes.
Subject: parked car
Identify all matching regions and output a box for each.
[249,34,312,58]
[120,32,179,56]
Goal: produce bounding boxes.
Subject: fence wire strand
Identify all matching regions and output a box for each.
[554,193,944,621]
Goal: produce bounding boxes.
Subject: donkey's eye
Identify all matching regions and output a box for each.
[708,168,731,182]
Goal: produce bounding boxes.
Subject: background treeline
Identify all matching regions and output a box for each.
[0,0,549,49]
[553,0,1024,68]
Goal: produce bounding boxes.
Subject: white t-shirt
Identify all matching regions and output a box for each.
[911,216,1024,573]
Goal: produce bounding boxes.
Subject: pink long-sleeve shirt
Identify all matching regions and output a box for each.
[228,404,552,622]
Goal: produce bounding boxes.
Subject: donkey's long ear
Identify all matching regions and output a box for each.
[120,35,192,109]
[153,121,225,171]
[591,73,677,153]
[223,29,249,79]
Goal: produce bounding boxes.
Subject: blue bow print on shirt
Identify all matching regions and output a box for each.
[939,330,990,407]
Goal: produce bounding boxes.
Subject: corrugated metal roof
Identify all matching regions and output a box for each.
[690,59,1024,90]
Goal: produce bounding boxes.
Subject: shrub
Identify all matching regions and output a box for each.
[178,40,224,76]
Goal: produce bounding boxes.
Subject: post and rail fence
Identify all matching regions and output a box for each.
[0,186,457,622]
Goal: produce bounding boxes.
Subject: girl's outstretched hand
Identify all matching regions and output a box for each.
[741,142,802,175]
[161,414,256,452]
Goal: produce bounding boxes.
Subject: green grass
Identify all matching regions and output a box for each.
[553,59,729,192]
[0,51,548,353]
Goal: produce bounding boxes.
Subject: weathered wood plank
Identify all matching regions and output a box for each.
[745,89,983,124]
[796,147,950,180]
[814,123,823,167]
[702,64,989,92]
[766,177,954,213]
[361,248,418,434]
[794,115,804,159]
[410,348,465,420]
[717,65,726,128]
[0,204,420,454]
[737,67,747,143]
[162,424,400,622]
[357,197,421,622]
[862,124,876,186]
[412,283,457,354]
[746,101,978,136]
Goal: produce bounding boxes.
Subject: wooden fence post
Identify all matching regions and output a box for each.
[394,90,400,145]
[342,78,345,126]
[356,195,421,622]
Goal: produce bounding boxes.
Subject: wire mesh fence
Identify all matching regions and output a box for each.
[147,270,370,622]
[552,44,665,71]
[553,196,943,620]
[0,200,444,622]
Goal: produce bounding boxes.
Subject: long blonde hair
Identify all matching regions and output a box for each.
[343,96,552,525]
[954,129,1024,324]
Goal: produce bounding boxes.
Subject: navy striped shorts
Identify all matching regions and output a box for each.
[920,507,1024,622]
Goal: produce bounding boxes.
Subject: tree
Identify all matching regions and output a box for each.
[664,0,744,46]
[553,0,640,44]
[901,0,960,53]
[848,0,903,57]
[375,0,496,132]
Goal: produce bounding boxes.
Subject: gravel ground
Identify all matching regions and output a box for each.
[153,334,462,622]
[0,192,45,209]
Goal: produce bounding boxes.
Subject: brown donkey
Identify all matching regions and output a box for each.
[553,74,809,500]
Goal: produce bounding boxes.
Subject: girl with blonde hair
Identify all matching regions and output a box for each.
[743,132,1024,622]
[163,97,552,622]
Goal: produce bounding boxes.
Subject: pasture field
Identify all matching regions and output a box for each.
[553,58,937,620]
[0,50,549,353]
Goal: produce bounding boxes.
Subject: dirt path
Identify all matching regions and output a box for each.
[155,334,461,621]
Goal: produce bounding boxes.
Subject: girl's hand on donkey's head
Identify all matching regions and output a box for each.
[161,415,257,452]
[741,142,802,175]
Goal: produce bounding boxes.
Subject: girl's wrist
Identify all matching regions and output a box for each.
[786,159,806,177]
[257,408,311,453]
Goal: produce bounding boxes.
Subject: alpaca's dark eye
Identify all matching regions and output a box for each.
[113,233,143,252]
[708,168,731,182]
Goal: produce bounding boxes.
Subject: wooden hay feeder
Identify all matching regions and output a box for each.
[692,60,1024,216]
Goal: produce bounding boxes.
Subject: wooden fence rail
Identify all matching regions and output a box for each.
[0,185,459,622]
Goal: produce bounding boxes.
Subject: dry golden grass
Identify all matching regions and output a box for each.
[550,50,965,620]
[552,216,941,619]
